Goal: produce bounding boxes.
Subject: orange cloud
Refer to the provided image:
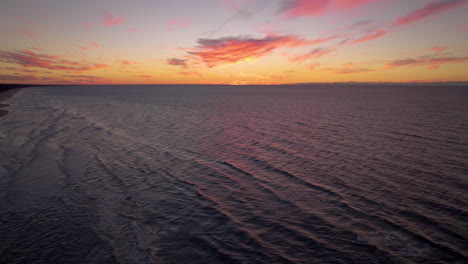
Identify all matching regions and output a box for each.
[392,0,467,27]
[350,29,388,44]
[0,49,108,72]
[102,11,126,27]
[188,35,322,68]
[385,55,468,69]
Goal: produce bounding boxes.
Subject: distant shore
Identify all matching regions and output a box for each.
[0,84,43,118]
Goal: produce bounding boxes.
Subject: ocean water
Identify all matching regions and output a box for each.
[0,85,467,264]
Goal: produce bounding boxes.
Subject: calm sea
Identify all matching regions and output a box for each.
[0,85,467,263]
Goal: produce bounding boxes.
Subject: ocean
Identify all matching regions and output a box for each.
[0,85,467,263]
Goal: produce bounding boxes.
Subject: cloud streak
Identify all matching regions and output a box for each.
[385,55,468,68]
[392,0,468,27]
[165,18,191,30]
[20,29,41,38]
[290,47,336,62]
[0,49,108,72]
[430,46,448,52]
[79,41,99,51]
[325,63,373,74]
[350,29,388,44]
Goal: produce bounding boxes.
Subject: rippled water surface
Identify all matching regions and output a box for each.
[0,85,467,263]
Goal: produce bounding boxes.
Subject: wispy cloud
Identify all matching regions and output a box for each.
[179,71,202,76]
[165,18,191,30]
[278,0,379,18]
[102,11,126,27]
[392,0,468,27]
[0,74,40,81]
[290,47,336,62]
[350,29,388,44]
[78,41,99,51]
[167,58,188,68]
[128,28,141,32]
[0,49,108,72]
[83,22,93,32]
[385,55,468,69]
[325,63,373,74]
[20,29,41,38]
[119,60,139,65]
[133,74,152,80]
[430,46,448,52]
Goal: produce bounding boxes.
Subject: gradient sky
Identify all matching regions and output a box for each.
[1,0,467,85]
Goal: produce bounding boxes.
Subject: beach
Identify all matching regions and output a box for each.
[0,84,42,118]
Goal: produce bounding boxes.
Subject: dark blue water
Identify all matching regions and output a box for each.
[0,85,467,263]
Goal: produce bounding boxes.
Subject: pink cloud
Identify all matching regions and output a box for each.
[430,46,448,52]
[102,11,126,27]
[165,18,191,30]
[20,29,40,38]
[187,35,331,68]
[0,49,109,72]
[78,41,99,51]
[392,0,468,27]
[349,29,388,44]
[278,0,380,18]
[128,28,141,32]
[290,47,336,62]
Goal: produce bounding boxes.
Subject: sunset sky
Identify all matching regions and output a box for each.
[1,0,467,85]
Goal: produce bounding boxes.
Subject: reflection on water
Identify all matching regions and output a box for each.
[0,85,467,263]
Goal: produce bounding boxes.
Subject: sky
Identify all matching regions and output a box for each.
[0,0,467,85]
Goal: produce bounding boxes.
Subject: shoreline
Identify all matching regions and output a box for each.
[0,84,42,118]
[0,89,20,118]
